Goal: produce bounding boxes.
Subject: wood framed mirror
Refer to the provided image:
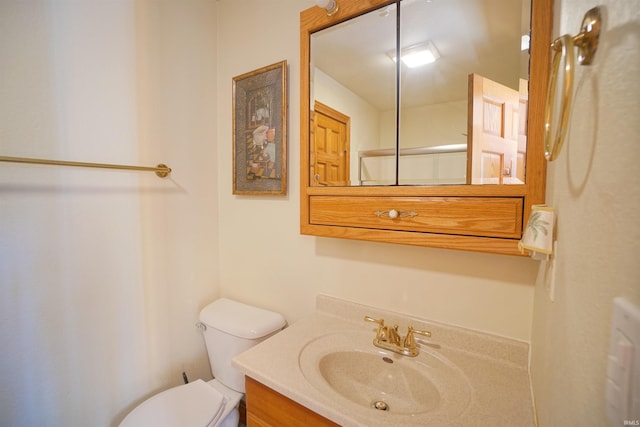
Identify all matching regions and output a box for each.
[300,0,551,256]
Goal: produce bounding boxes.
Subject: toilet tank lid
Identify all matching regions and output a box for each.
[199,298,286,339]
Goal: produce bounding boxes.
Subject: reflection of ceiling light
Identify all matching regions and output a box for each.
[388,42,440,68]
[521,34,530,51]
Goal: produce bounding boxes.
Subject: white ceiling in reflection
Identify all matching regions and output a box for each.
[311,0,531,111]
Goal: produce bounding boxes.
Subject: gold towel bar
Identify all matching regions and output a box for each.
[0,155,171,178]
[544,6,602,161]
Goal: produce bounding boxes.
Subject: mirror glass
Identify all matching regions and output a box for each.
[310,3,398,186]
[310,0,531,187]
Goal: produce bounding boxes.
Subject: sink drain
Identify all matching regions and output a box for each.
[372,400,390,411]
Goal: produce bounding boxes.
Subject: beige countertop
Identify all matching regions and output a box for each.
[233,295,535,427]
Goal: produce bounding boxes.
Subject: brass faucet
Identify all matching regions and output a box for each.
[364,316,431,357]
[387,324,401,346]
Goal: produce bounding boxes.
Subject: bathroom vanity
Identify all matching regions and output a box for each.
[233,296,535,427]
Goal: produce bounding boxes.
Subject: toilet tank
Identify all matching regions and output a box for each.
[199,298,285,393]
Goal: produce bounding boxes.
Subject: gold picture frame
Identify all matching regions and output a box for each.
[232,60,287,195]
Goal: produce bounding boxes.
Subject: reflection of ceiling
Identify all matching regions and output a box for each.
[311,0,531,111]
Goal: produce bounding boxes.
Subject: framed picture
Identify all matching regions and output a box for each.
[232,60,287,195]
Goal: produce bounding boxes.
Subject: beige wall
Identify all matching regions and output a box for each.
[217,0,537,342]
[0,1,218,426]
[530,0,640,425]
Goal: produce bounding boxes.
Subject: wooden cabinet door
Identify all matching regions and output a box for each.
[245,377,340,427]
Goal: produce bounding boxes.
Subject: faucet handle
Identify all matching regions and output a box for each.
[364,316,387,341]
[403,326,432,350]
[364,316,385,327]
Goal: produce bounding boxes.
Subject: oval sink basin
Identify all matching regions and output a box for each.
[318,350,440,414]
[299,330,471,420]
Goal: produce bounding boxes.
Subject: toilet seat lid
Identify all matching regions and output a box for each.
[120,379,224,427]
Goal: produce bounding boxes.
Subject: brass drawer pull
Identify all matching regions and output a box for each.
[374,209,418,219]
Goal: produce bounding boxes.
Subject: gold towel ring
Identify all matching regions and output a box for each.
[544,7,602,162]
[544,34,575,161]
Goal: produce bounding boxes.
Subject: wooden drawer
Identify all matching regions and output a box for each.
[309,196,523,238]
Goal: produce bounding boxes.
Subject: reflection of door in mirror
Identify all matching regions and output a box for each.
[311,101,350,186]
[468,73,523,184]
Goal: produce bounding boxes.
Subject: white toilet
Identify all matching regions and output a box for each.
[119,298,286,427]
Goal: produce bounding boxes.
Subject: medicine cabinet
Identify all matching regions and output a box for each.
[300,0,551,255]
